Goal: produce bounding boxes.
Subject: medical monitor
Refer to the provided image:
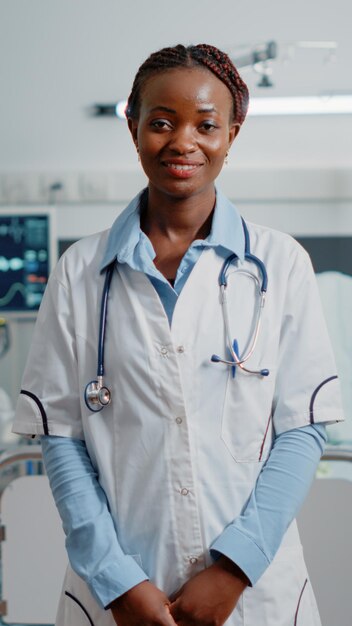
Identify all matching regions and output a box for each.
[0,208,57,314]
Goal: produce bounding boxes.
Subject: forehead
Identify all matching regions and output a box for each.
[139,66,233,113]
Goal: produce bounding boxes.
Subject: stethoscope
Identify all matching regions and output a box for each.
[84,218,269,412]
[211,218,269,378]
[84,263,115,412]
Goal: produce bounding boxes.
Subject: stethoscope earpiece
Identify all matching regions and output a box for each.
[211,355,270,378]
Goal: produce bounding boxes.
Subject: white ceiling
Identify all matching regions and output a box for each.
[0,0,351,172]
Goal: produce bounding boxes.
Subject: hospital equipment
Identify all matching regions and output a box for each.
[0,319,10,359]
[84,219,269,413]
[0,446,67,625]
[0,208,57,315]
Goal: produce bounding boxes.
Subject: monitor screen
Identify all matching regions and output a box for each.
[0,209,56,313]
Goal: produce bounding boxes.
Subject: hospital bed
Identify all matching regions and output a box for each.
[297,447,352,626]
[0,445,351,626]
[0,446,66,625]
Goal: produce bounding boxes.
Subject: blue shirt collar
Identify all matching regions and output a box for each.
[100,187,245,271]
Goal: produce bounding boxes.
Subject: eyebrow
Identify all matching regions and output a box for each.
[149,106,177,114]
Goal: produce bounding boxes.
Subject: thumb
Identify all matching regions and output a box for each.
[164,603,178,626]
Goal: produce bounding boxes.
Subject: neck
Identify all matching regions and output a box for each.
[142,184,216,242]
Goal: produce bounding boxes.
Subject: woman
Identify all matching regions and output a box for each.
[13,44,343,626]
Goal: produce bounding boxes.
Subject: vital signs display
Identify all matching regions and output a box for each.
[0,209,56,312]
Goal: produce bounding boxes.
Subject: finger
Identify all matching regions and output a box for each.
[169,598,181,620]
[164,604,179,626]
[169,585,183,603]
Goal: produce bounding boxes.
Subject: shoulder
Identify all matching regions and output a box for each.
[51,229,110,289]
[245,220,311,269]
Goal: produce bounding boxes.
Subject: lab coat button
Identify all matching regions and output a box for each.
[175,417,183,424]
[160,346,169,357]
[176,345,185,353]
[189,556,198,565]
[180,487,189,496]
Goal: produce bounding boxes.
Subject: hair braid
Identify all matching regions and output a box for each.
[126,43,249,125]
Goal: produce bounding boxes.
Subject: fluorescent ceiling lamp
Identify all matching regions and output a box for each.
[248,95,352,116]
[115,101,127,118]
[114,95,352,119]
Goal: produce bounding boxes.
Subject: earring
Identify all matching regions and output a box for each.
[224,151,229,165]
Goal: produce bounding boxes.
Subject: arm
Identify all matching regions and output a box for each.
[41,435,148,607]
[210,424,326,582]
[42,436,177,626]
[169,424,326,626]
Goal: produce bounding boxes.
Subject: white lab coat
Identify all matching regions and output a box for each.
[13,217,343,626]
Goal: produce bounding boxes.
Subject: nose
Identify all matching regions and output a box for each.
[168,125,197,154]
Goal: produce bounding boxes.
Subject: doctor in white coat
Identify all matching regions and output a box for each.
[13,44,343,626]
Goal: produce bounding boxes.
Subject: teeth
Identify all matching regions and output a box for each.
[167,164,197,170]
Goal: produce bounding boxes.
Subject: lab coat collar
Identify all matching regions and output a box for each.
[100,187,245,272]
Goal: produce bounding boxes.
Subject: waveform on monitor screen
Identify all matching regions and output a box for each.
[0,219,25,244]
[0,283,27,307]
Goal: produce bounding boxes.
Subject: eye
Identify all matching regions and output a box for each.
[150,119,173,131]
[199,120,219,132]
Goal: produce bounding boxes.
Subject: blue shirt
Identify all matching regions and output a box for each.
[41,187,326,608]
[100,187,244,324]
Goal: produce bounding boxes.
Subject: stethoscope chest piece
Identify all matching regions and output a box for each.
[84,378,111,412]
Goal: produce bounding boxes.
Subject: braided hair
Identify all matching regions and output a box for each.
[126,44,249,125]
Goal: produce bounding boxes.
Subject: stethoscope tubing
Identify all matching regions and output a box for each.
[212,219,269,378]
[221,283,266,367]
[97,263,114,377]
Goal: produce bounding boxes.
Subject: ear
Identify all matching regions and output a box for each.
[127,117,139,149]
[228,122,241,148]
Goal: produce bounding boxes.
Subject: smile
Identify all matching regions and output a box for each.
[166,163,199,171]
[163,161,203,178]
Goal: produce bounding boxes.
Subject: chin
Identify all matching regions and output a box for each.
[151,177,216,201]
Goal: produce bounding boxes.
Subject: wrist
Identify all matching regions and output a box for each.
[108,580,149,611]
[215,555,250,588]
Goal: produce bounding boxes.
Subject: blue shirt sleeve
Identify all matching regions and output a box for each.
[210,423,327,585]
[42,424,326,602]
[40,435,148,609]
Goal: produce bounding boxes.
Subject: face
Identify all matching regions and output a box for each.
[128,67,239,201]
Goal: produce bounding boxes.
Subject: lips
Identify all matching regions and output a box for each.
[162,159,203,178]
[167,163,198,171]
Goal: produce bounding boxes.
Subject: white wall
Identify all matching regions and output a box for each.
[1,0,352,175]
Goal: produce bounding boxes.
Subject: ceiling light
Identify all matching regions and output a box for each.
[248,95,352,116]
[95,94,352,121]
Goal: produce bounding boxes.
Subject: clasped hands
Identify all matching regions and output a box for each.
[111,556,248,626]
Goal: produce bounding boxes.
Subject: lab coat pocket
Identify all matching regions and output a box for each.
[221,367,275,462]
[243,546,321,626]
